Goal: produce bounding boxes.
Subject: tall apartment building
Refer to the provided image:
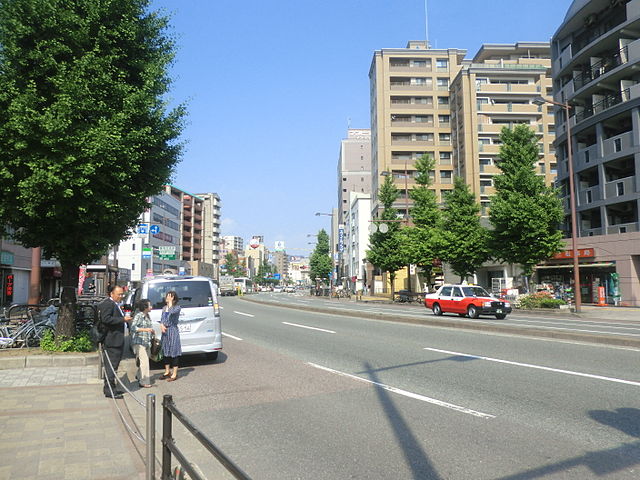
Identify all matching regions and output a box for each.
[273,250,289,279]
[548,0,640,305]
[337,129,372,226]
[450,42,557,214]
[222,235,244,254]
[118,192,182,282]
[196,192,222,280]
[369,41,467,217]
[163,185,204,263]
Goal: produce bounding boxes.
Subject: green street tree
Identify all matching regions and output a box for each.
[309,229,332,283]
[256,262,278,286]
[223,253,245,278]
[489,125,564,289]
[0,0,185,337]
[399,154,442,289]
[440,176,490,282]
[367,175,405,297]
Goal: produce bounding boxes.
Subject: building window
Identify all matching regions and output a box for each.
[438,96,449,105]
[132,244,136,251]
[132,263,136,271]
[436,78,449,89]
[614,138,622,152]
[438,114,450,124]
[436,58,448,69]
[616,182,624,196]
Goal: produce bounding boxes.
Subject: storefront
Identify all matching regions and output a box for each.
[535,247,623,305]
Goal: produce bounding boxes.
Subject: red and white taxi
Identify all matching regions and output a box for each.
[424,284,512,319]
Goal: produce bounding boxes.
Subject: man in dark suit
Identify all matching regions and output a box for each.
[98,285,131,398]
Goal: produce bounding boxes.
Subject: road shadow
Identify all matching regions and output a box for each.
[355,355,477,375]
[493,407,640,479]
[361,361,443,479]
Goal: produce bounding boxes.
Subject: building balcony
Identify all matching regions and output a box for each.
[604,175,636,198]
[572,44,633,92]
[578,186,602,206]
[477,83,541,94]
[390,139,435,146]
[477,103,542,114]
[581,226,604,237]
[575,143,599,171]
[603,130,633,156]
[389,66,432,73]
[390,83,432,91]
[182,240,192,248]
[606,221,639,234]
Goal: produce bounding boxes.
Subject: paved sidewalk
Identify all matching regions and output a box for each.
[0,364,144,480]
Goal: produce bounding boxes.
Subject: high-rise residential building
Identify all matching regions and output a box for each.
[244,243,268,279]
[548,0,640,306]
[118,191,182,282]
[369,41,467,217]
[163,185,204,263]
[222,235,244,254]
[344,192,371,293]
[337,129,372,226]
[196,192,222,279]
[450,42,557,214]
[273,250,289,279]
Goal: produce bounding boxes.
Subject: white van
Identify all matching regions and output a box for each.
[129,275,222,361]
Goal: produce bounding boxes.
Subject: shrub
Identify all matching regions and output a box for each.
[40,329,94,352]
[517,292,567,309]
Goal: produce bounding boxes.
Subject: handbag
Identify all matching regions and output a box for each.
[150,332,163,362]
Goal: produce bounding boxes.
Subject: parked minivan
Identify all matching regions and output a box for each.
[128,275,222,361]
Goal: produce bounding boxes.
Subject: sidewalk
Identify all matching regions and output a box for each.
[0,357,144,480]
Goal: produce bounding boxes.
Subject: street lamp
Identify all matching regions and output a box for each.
[315,212,334,216]
[306,234,318,238]
[533,96,581,312]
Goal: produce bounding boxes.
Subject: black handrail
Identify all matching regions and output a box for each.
[161,394,251,480]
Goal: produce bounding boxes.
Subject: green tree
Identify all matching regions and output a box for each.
[440,177,490,281]
[309,229,332,283]
[256,262,278,285]
[399,154,442,289]
[0,0,185,337]
[223,253,245,277]
[489,125,564,289]
[367,175,405,296]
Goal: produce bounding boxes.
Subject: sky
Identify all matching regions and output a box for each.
[150,0,574,255]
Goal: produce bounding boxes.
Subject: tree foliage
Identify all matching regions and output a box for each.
[366,175,405,295]
[440,176,490,281]
[399,154,441,286]
[309,229,332,283]
[0,0,185,336]
[223,253,245,278]
[489,125,564,280]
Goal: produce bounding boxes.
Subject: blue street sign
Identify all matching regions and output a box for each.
[137,224,149,234]
[273,273,281,280]
[150,225,160,234]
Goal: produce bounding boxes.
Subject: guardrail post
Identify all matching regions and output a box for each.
[146,394,156,480]
[98,344,104,380]
[162,394,173,480]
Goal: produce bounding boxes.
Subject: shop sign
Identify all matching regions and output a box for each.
[552,248,595,259]
[5,274,14,302]
[158,245,176,260]
[0,251,14,265]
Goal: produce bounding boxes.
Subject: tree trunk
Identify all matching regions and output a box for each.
[389,272,396,298]
[55,262,79,338]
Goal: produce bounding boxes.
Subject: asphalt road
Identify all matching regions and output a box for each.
[155,294,640,480]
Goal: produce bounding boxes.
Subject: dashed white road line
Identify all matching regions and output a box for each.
[233,311,255,317]
[222,332,243,341]
[307,362,494,419]
[424,347,640,387]
[282,322,336,334]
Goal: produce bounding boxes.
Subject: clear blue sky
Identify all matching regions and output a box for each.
[151,0,574,255]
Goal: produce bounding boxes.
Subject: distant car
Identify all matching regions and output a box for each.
[424,284,512,319]
[273,286,284,293]
[284,286,295,293]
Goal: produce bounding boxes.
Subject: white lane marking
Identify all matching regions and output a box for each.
[222,332,243,341]
[219,306,224,309]
[466,320,640,337]
[307,362,494,419]
[424,347,640,387]
[282,322,336,334]
[489,317,640,332]
[233,311,255,317]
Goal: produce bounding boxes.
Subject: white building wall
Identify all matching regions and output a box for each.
[345,192,371,292]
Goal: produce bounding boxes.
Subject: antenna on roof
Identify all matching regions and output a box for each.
[424,0,430,48]
[347,117,351,129]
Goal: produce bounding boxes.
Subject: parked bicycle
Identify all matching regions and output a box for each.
[0,304,55,348]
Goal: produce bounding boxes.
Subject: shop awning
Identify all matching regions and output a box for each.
[535,262,615,269]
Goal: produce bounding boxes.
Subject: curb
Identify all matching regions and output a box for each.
[0,352,99,370]
[240,296,640,349]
